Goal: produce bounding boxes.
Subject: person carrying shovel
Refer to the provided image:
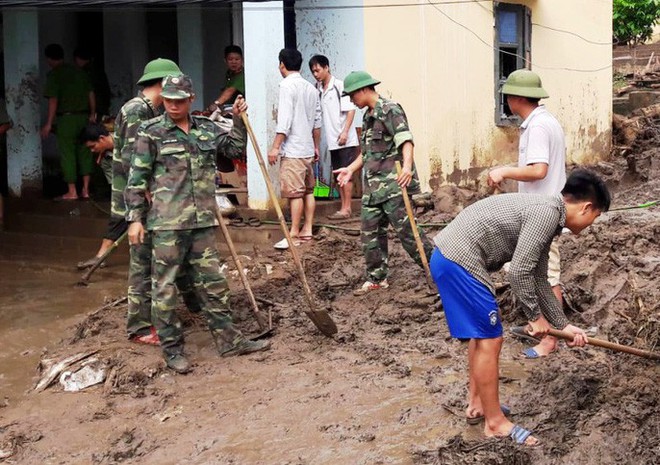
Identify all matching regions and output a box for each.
[334,71,434,296]
[428,169,611,445]
[126,74,270,374]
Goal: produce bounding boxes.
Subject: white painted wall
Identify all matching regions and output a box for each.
[296,0,366,191]
[243,1,285,209]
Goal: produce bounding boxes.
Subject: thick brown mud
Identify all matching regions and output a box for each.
[1,146,659,463]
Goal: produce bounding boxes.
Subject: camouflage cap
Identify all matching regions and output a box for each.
[160,74,194,99]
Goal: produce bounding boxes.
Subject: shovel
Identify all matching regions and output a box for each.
[526,326,660,360]
[76,231,128,287]
[214,205,274,340]
[240,112,338,337]
[395,161,435,290]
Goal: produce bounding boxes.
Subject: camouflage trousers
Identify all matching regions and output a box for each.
[151,227,243,356]
[127,229,204,338]
[361,194,434,283]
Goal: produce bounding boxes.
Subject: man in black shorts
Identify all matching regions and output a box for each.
[309,55,360,220]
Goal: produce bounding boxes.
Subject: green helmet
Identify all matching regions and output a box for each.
[137,58,181,85]
[342,70,381,96]
[501,69,549,99]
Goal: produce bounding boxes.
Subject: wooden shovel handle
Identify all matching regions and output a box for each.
[547,328,660,360]
[215,207,268,331]
[239,112,337,336]
[79,231,128,284]
[395,161,435,290]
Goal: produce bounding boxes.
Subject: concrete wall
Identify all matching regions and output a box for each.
[362,0,613,191]
[103,10,148,116]
[243,1,285,209]
[296,0,364,188]
[295,0,366,188]
[3,9,42,196]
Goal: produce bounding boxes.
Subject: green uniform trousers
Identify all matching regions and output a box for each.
[56,114,94,183]
[127,229,204,338]
[361,194,434,283]
[150,227,242,356]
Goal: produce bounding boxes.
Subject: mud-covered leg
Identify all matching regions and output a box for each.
[362,203,389,283]
[151,230,187,356]
[126,229,153,337]
[189,227,269,357]
[385,195,434,268]
[175,261,205,313]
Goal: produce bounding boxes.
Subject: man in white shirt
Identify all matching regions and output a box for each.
[488,69,566,359]
[309,55,360,220]
[269,49,322,250]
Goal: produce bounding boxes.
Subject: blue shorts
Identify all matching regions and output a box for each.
[430,248,502,339]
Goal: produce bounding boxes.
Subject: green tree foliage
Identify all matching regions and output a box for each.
[613,0,660,45]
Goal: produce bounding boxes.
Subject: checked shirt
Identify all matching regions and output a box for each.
[433,193,569,329]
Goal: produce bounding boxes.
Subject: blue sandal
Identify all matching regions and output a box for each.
[508,424,540,446]
[522,347,542,359]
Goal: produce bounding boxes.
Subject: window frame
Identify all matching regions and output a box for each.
[494,2,532,127]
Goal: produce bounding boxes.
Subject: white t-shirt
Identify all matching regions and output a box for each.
[518,105,566,195]
[317,76,359,151]
[276,73,322,158]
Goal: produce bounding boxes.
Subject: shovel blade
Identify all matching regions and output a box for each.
[304,309,338,337]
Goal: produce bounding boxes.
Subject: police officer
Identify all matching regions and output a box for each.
[334,71,434,296]
[125,74,270,373]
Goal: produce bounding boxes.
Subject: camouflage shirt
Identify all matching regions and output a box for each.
[360,95,419,205]
[125,113,246,230]
[111,93,159,218]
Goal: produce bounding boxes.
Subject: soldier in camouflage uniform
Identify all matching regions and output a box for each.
[334,71,434,296]
[112,59,203,345]
[126,74,270,373]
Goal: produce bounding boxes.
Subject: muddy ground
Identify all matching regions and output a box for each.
[1,141,659,464]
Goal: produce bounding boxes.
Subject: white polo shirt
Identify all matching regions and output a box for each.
[317,76,359,151]
[518,105,566,195]
[276,72,322,158]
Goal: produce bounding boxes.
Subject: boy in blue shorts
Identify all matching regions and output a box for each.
[430,169,610,446]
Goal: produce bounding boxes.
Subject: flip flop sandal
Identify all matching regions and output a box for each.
[327,211,351,220]
[510,325,541,344]
[507,424,541,446]
[298,235,313,242]
[466,404,511,425]
[522,347,543,359]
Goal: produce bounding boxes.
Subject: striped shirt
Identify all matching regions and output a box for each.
[433,193,569,329]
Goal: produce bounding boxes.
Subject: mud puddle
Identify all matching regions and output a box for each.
[0,261,125,405]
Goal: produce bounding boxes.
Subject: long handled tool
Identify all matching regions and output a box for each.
[527,327,660,360]
[76,231,128,287]
[395,161,435,290]
[240,112,337,337]
[215,206,274,339]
